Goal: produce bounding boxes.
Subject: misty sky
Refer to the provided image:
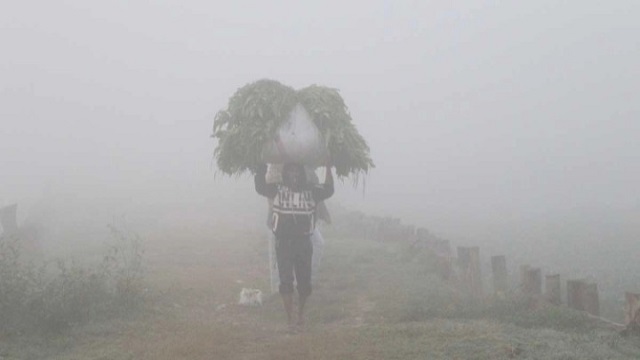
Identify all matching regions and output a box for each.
[2,0,639,239]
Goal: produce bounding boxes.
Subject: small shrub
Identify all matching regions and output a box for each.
[104,223,145,309]
[0,223,145,335]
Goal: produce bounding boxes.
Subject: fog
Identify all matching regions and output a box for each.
[2,1,639,268]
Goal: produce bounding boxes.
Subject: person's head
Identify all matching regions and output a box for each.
[282,163,306,189]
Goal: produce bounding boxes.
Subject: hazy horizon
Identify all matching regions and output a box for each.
[2,0,639,245]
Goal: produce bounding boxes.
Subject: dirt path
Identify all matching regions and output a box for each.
[52,220,366,360]
[13,216,640,360]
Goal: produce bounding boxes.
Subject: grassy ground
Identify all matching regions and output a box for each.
[1,214,639,360]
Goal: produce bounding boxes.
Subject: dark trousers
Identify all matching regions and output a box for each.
[275,234,313,297]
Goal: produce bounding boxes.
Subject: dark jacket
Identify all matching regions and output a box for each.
[255,166,333,237]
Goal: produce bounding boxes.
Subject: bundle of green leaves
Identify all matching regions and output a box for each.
[212,79,374,179]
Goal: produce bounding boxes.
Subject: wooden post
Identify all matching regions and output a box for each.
[457,246,483,299]
[625,292,640,332]
[469,247,483,298]
[584,282,600,316]
[520,265,541,297]
[435,240,452,281]
[567,279,599,316]
[545,274,562,305]
[434,239,450,257]
[491,255,508,297]
[457,247,470,268]
[519,264,530,292]
[524,267,542,297]
[567,279,586,311]
[457,247,471,295]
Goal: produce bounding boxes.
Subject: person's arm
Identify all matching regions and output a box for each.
[255,164,278,198]
[312,166,334,201]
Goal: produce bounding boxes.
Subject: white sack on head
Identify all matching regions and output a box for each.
[266,164,318,185]
[261,104,328,166]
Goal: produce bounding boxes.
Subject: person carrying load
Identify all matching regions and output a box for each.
[255,161,334,332]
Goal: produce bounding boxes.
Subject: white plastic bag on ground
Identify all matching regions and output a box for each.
[261,104,328,166]
[238,288,263,306]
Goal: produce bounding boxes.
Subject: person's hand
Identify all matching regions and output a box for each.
[325,156,332,169]
[324,158,334,183]
[256,163,268,175]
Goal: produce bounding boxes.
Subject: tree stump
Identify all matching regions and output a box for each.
[567,279,586,311]
[457,246,483,299]
[491,255,508,298]
[519,264,530,292]
[625,292,640,333]
[567,279,599,316]
[434,239,451,257]
[584,282,600,316]
[522,267,542,297]
[435,240,452,281]
[545,274,562,305]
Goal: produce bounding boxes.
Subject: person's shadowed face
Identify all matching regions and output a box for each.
[282,163,305,190]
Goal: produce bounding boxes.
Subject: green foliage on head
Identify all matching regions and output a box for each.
[212,79,374,181]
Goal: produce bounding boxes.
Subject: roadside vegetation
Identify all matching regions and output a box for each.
[1,209,638,359]
[253,231,640,360]
[0,223,144,336]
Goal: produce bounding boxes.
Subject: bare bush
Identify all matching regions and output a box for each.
[0,223,144,334]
